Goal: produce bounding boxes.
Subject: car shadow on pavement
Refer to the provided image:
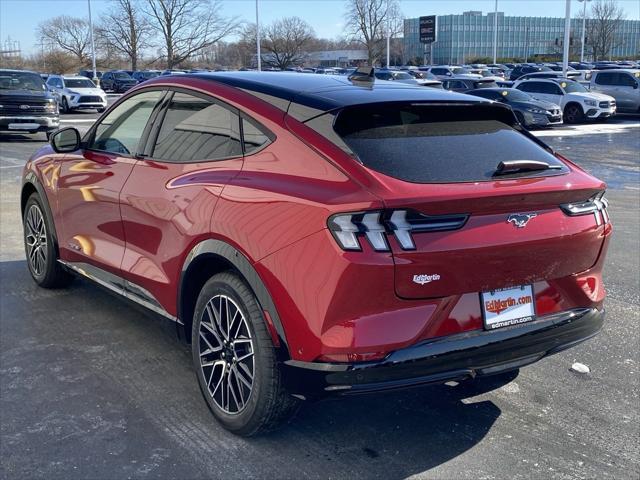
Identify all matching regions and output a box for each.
[1,259,507,479]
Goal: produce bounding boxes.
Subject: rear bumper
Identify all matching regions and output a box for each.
[282,307,604,398]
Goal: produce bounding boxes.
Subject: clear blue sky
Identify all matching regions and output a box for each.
[2,0,639,54]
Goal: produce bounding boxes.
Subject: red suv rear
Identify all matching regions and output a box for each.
[21,72,611,436]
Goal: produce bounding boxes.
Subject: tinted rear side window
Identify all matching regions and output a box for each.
[241,116,272,154]
[332,104,567,183]
[152,92,242,162]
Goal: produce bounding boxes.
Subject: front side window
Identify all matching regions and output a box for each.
[47,77,62,88]
[90,90,164,155]
[151,92,242,162]
[618,73,638,86]
[559,81,587,94]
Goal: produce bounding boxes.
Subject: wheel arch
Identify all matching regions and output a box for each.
[178,239,290,358]
[564,101,584,113]
[21,173,60,252]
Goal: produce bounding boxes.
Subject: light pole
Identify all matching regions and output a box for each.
[562,0,571,75]
[255,0,261,71]
[87,0,97,83]
[493,0,498,64]
[386,20,390,68]
[578,0,591,63]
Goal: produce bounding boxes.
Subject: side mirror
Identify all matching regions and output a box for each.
[50,127,81,153]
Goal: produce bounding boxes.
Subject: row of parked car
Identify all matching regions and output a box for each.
[77,69,187,92]
[1,61,637,139]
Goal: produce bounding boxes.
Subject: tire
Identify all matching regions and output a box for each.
[514,111,529,129]
[192,271,298,436]
[23,193,73,289]
[97,107,105,113]
[61,97,69,114]
[564,103,584,124]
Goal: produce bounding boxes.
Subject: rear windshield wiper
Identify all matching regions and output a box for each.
[493,160,562,176]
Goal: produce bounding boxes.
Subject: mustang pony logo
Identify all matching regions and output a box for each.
[507,213,537,228]
[413,274,441,285]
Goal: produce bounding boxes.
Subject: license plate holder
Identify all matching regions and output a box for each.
[481,285,536,330]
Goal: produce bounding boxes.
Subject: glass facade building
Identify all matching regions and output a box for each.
[404,11,640,65]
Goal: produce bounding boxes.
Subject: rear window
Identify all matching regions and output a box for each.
[331,104,568,183]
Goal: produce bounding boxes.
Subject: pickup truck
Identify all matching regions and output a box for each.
[0,69,59,139]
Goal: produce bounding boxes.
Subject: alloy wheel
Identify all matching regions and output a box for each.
[198,294,255,415]
[25,204,47,276]
[565,105,581,123]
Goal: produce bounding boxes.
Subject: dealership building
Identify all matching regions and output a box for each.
[404,11,640,64]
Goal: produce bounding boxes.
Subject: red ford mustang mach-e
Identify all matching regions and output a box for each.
[21,72,611,435]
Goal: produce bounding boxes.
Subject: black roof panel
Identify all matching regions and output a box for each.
[192,71,485,120]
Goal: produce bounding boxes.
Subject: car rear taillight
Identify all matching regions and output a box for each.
[560,192,610,226]
[328,210,469,252]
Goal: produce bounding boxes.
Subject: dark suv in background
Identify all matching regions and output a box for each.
[78,70,103,81]
[100,71,137,93]
[132,70,162,82]
[0,69,59,139]
[510,65,552,81]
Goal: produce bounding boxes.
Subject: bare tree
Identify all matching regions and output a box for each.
[262,17,315,69]
[144,0,240,68]
[586,0,626,61]
[237,23,259,68]
[344,0,401,66]
[97,0,152,70]
[37,16,91,64]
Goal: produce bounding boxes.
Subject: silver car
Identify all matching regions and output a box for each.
[589,69,640,113]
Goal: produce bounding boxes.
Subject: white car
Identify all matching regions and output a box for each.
[514,78,616,123]
[45,75,107,113]
[426,66,482,80]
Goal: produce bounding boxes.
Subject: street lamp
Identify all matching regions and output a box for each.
[578,0,592,63]
[493,0,498,64]
[386,20,391,68]
[255,0,261,71]
[562,0,571,75]
[87,0,97,83]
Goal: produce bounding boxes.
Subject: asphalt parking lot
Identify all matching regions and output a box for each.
[1,108,639,479]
